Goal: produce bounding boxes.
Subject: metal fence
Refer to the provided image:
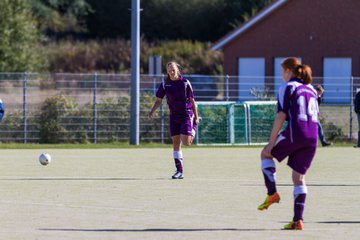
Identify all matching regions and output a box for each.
[0,73,358,144]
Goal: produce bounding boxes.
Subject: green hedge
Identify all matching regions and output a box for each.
[43,39,223,75]
[0,95,347,144]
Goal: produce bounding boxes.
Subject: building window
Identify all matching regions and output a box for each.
[238,58,265,101]
[323,58,352,104]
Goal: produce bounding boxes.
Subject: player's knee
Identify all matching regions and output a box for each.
[172,141,181,150]
[292,171,305,185]
[293,179,305,186]
[180,135,193,146]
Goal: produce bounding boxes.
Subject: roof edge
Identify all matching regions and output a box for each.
[212,0,288,51]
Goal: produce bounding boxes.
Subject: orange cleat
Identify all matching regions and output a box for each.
[283,220,304,230]
[257,192,280,210]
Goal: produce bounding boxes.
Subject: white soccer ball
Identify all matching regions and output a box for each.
[39,153,51,166]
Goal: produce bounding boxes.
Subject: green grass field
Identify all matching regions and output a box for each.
[1,147,359,240]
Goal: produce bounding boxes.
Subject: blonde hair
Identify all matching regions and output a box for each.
[166,61,181,82]
[166,61,181,73]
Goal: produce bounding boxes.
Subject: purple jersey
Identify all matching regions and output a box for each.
[277,78,319,142]
[156,76,195,117]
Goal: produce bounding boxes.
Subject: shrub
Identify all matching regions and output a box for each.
[45,39,132,73]
[321,119,346,141]
[39,95,77,143]
[140,92,171,143]
[43,39,223,75]
[95,96,130,142]
[197,104,229,143]
[147,41,223,75]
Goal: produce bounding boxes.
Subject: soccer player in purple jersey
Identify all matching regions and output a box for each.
[315,85,331,146]
[257,57,319,230]
[149,61,199,179]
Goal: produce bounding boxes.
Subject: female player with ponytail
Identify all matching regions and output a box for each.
[257,57,319,230]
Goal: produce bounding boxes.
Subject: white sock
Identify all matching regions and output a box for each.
[173,150,183,159]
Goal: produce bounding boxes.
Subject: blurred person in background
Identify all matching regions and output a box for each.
[315,85,331,147]
[354,89,360,148]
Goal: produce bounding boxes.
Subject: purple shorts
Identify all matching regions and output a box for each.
[169,114,196,137]
[271,130,317,175]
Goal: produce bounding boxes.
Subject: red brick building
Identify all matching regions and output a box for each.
[212,0,360,103]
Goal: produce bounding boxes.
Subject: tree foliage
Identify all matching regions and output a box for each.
[0,0,272,73]
[86,0,272,41]
[30,0,92,34]
[86,0,130,39]
[0,0,44,72]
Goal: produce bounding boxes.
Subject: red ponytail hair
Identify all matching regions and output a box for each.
[281,57,313,84]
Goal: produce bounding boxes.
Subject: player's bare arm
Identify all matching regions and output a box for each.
[148,98,162,118]
[263,111,286,156]
[190,98,199,124]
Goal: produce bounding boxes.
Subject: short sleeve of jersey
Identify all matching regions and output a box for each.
[277,84,291,114]
[155,82,166,99]
[186,80,194,99]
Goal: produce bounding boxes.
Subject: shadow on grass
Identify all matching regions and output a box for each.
[1,178,360,186]
[0,177,170,181]
[277,183,360,187]
[317,221,360,224]
[39,228,278,232]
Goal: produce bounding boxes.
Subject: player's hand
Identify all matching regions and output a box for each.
[263,143,274,156]
[148,111,154,118]
[194,117,199,125]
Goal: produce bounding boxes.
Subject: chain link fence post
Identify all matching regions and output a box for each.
[350,76,354,140]
[93,72,98,144]
[225,75,230,101]
[23,72,28,144]
[160,74,165,144]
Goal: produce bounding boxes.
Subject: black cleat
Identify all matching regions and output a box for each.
[172,172,184,179]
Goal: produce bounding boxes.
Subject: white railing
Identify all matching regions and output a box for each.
[0,73,358,144]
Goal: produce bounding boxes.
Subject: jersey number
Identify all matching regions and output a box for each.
[297,96,319,122]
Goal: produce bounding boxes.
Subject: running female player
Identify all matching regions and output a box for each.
[149,61,199,179]
[257,57,319,230]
